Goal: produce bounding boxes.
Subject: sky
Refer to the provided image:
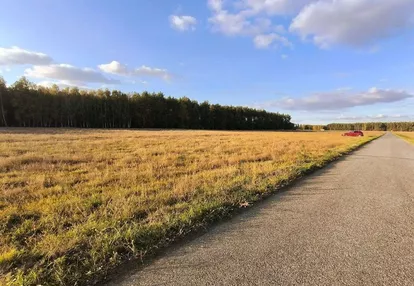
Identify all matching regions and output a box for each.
[1,0,414,124]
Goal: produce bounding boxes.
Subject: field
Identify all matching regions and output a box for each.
[0,129,382,285]
[395,132,414,144]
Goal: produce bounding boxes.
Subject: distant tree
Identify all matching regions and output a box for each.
[0,77,8,126]
[327,122,414,132]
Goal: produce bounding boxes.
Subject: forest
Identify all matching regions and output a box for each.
[326,122,414,132]
[297,122,414,132]
[0,77,294,130]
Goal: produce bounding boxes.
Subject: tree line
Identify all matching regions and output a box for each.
[296,124,327,131]
[327,122,414,132]
[0,77,294,130]
[296,122,414,132]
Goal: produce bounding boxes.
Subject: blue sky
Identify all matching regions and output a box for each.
[1,0,414,124]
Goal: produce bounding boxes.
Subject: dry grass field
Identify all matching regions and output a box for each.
[395,132,414,144]
[0,129,382,285]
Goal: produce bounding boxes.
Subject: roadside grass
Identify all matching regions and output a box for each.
[395,132,414,144]
[0,129,382,285]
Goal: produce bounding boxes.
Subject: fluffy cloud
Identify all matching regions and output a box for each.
[265,88,414,111]
[0,46,53,66]
[208,0,306,36]
[169,15,197,31]
[98,61,173,81]
[336,114,410,122]
[98,61,130,76]
[207,0,290,48]
[135,66,172,81]
[208,0,223,12]
[240,0,313,15]
[254,33,292,48]
[207,1,414,49]
[290,0,414,48]
[36,80,90,89]
[209,9,271,36]
[25,64,119,86]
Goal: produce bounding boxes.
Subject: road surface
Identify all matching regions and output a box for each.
[108,133,414,286]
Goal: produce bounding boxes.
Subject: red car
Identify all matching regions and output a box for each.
[342,130,364,137]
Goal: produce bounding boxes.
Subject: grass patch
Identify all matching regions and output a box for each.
[395,132,414,144]
[0,129,382,285]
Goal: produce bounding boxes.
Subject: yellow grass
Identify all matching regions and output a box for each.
[395,132,414,144]
[0,129,382,285]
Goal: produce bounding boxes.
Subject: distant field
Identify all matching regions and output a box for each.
[0,129,382,285]
[396,132,414,144]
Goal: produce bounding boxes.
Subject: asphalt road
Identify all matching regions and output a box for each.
[108,133,414,286]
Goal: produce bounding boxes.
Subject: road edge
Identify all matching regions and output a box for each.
[102,133,383,286]
[394,133,414,145]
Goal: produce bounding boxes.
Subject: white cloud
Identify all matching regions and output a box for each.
[209,9,272,36]
[264,88,414,111]
[98,61,130,76]
[336,114,412,122]
[98,61,173,81]
[135,65,172,81]
[36,80,90,89]
[207,0,291,48]
[281,54,288,59]
[253,33,292,49]
[209,0,414,49]
[0,46,53,66]
[125,79,149,85]
[290,0,414,48]
[240,0,313,15]
[37,80,71,88]
[25,64,119,86]
[169,15,197,31]
[208,0,223,12]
